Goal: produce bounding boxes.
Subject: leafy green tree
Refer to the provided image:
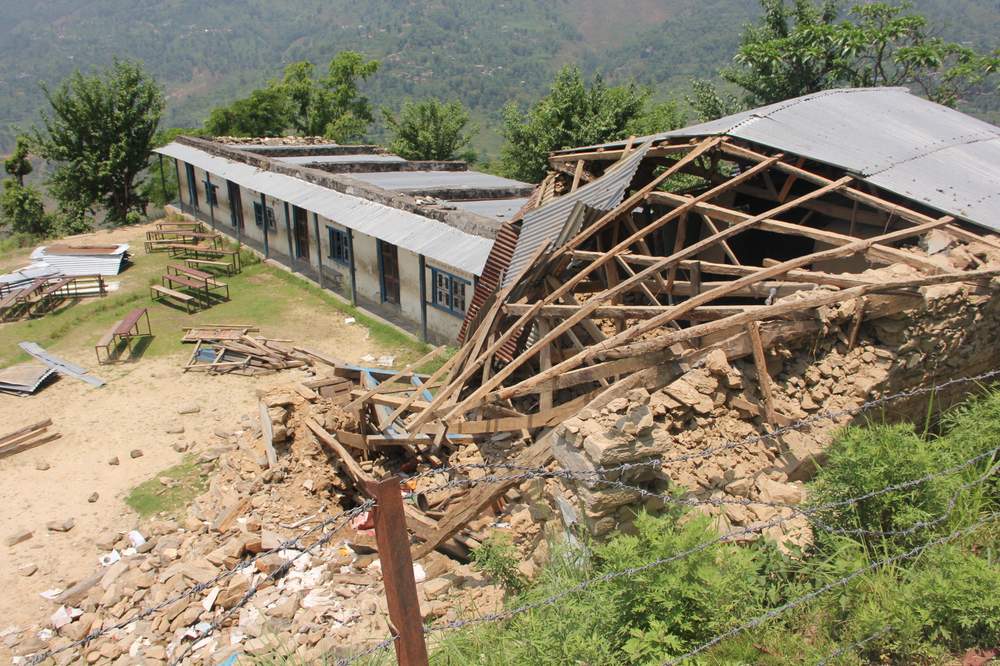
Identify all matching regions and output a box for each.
[207,52,380,143]
[383,98,474,160]
[205,87,292,137]
[725,0,1000,108]
[320,51,380,142]
[0,179,51,236]
[32,59,163,226]
[4,135,33,186]
[625,99,686,137]
[685,79,745,122]
[499,66,649,182]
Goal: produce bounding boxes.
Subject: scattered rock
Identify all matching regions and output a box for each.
[177,404,201,415]
[107,456,119,466]
[165,425,185,434]
[87,492,99,503]
[47,518,76,533]
[129,449,144,459]
[35,460,50,471]
[18,563,37,577]
[171,442,190,453]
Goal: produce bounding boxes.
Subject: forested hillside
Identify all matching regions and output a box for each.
[0,0,997,152]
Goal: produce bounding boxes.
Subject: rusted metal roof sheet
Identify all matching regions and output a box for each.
[502,141,652,288]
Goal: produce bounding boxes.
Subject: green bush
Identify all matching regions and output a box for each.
[471,532,525,595]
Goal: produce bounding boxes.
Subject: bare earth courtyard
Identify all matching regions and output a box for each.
[0,221,425,645]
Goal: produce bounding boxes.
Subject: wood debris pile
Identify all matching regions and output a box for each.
[0,419,60,461]
[181,326,308,375]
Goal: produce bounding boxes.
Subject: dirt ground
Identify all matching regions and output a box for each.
[0,223,416,635]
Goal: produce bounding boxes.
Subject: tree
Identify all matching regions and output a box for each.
[205,87,292,137]
[320,51,380,142]
[724,0,1000,108]
[4,135,33,186]
[625,100,686,137]
[383,98,474,161]
[206,52,380,142]
[33,59,164,226]
[0,179,51,236]
[499,66,649,182]
[685,79,744,122]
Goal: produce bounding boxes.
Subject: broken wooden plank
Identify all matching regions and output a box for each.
[746,321,777,426]
[258,400,277,468]
[0,419,52,446]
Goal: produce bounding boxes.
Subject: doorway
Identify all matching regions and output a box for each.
[293,206,310,259]
[227,181,244,228]
[378,240,400,304]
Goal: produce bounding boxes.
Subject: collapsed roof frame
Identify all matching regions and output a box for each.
[385,135,1000,435]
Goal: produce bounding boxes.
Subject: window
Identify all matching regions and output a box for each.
[184,163,198,207]
[202,180,218,206]
[252,202,276,229]
[430,267,469,315]
[227,181,244,228]
[327,226,350,264]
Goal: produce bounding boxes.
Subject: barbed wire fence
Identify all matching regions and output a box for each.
[18,369,1000,666]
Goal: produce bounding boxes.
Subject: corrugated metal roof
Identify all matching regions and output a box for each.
[29,244,129,276]
[502,141,652,287]
[350,170,531,192]
[156,142,493,276]
[451,198,529,219]
[550,88,1000,232]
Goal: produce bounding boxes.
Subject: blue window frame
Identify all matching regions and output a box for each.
[252,202,276,229]
[429,267,469,316]
[202,180,218,206]
[327,226,350,265]
[184,163,198,207]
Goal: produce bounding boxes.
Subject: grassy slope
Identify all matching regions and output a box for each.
[0,234,431,369]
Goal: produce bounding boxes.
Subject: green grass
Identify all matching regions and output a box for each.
[124,455,209,519]
[0,230,434,368]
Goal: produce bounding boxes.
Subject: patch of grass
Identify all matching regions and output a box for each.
[124,455,209,519]
[0,225,435,368]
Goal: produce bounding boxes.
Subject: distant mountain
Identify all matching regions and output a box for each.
[0,0,996,153]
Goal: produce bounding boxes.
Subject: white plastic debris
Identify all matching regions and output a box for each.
[99,549,122,567]
[376,355,395,367]
[50,607,72,630]
[202,587,220,612]
[36,628,54,641]
[413,563,427,583]
[39,588,63,600]
[344,317,356,325]
[127,530,146,547]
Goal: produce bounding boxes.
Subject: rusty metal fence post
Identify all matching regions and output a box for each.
[367,476,430,666]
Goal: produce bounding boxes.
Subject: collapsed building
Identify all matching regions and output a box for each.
[155,137,532,344]
[387,87,1000,543]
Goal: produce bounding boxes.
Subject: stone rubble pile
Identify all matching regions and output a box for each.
[550,238,1000,547]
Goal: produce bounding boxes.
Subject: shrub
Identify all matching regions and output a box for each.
[471,532,525,595]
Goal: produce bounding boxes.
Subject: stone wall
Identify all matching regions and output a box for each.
[548,235,1000,545]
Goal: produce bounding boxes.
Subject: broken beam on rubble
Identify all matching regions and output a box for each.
[720,142,1000,252]
[494,215,963,403]
[746,321,777,426]
[345,346,446,410]
[447,175,853,421]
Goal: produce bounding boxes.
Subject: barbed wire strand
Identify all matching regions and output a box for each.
[420,447,1000,640]
[663,513,998,665]
[815,627,892,666]
[169,501,374,665]
[25,502,372,666]
[408,367,1000,483]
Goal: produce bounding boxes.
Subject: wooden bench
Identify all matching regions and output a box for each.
[95,319,124,363]
[185,258,232,275]
[151,284,195,313]
[166,264,229,297]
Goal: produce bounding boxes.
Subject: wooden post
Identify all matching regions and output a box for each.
[260,193,269,258]
[347,227,358,305]
[418,254,428,342]
[537,318,553,410]
[206,173,217,230]
[571,160,584,192]
[173,159,183,213]
[367,477,429,666]
[746,321,777,426]
[313,212,324,288]
[284,202,294,261]
[158,154,167,206]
